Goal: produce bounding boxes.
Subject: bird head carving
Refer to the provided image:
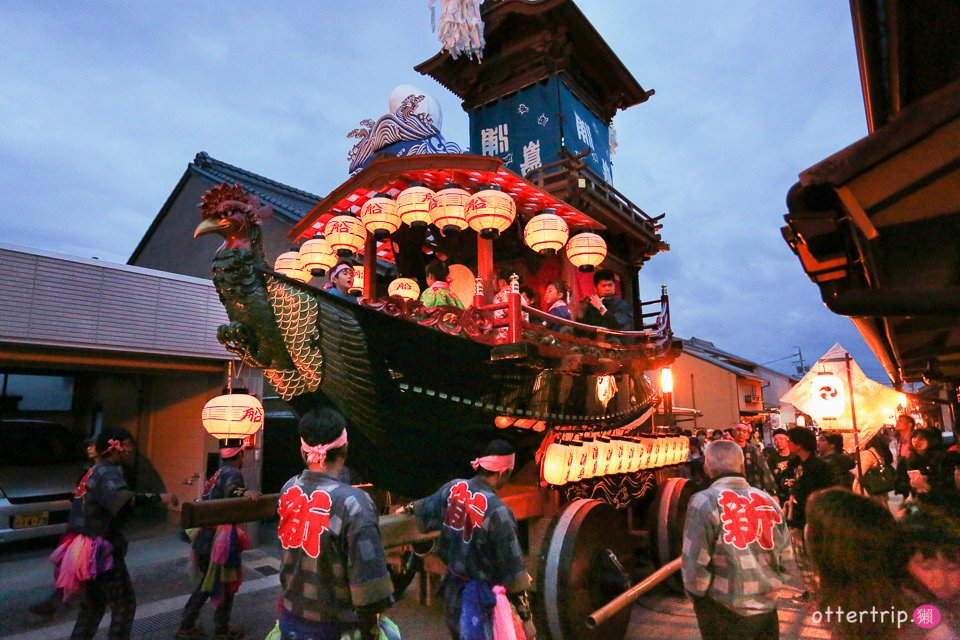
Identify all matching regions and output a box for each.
[195,183,272,248]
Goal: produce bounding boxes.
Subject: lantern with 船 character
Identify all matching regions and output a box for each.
[201,392,263,443]
[396,183,435,229]
[542,441,573,486]
[360,193,401,240]
[325,213,367,257]
[350,265,365,294]
[465,185,516,239]
[431,183,470,234]
[387,277,421,300]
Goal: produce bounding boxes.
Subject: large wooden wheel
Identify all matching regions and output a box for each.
[535,499,633,640]
[648,476,694,593]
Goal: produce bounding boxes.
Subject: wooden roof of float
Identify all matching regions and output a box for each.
[415,0,653,122]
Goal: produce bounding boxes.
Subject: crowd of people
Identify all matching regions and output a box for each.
[681,417,960,640]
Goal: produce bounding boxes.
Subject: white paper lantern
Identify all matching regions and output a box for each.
[299,235,337,276]
[465,185,516,239]
[274,250,310,282]
[581,438,599,479]
[201,393,263,440]
[430,183,470,234]
[360,193,401,240]
[811,372,845,420]
[387,277,421,300]
[542,442,573,486]
[350,265,365,294]
[324,214,367,257]
[396,183,435,229]
[566,232,607,272]
[523,210,569,254]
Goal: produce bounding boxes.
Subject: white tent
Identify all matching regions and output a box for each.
[780,343,901,448]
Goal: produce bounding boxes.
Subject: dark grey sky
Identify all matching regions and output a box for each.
[0,1,884,380]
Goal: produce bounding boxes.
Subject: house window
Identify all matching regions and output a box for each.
[1,373,75,411]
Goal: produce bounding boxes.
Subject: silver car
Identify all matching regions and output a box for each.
[0,420,88,543]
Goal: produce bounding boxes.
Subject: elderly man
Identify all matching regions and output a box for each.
[682,440,794,640]
[733,423,779,497]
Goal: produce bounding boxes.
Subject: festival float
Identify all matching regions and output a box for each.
[187,2,696,638]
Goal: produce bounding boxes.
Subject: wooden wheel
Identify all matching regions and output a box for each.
[535,499,633,640]
[648,476,694,593]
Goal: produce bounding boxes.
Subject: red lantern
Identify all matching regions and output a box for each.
[324,214,366,257]
[566,232,607,272]
[523,210,569,254]
[360,193,401,240]
[431,183,470,234]
[396,183,435,229]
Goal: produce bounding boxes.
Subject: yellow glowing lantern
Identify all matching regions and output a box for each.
[580,438,599,479]
[465,185,517,239]
[387,277,421,300]
[610,438,626,474]
[201,393,263,440]
[596,437,614,476]
[324,214,367,257]
[360,193,401,240]
[350,265,365,294]
[652,437,665,468]
[542,442,572,486]
[430,183,470,234]
[624,439,640,473]
[523,209,569,254]
[396,183,435,229]
[565,232,607,272]
[299,235,337,276]
[660,368,673,394]
[567,442,585,483]
[811,372,845,420]
[274,250,310,282]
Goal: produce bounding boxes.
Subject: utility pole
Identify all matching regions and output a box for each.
[794,347,807,375]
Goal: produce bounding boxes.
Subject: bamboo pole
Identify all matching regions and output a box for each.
[585,556,682,630]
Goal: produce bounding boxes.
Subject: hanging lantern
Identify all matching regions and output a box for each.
[566,232,607,272]
[542,442,573,486]
[465,185,516,239]
[580,438,599,479]
[430,183,470,234]
[350,265,365,294]
[396,183,436,229]
[387,277,421,300]
[201,393,263,440]
[566,442,585,483]
[596,437,613,476]
[274,250,310,282]
[636,438,651,471]
[324,214,367,257]
[610,438,626,474]
[811,372,845,420]
[299,235,337,276]
[660,368,673,394]
[523,209,569,254]
[360,193,401,240]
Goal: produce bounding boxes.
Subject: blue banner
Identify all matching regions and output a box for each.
[468,76,613,184]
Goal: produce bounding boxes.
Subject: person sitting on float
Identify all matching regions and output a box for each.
[577,268,633,336]
[325,261,359,304]
[541,280,572,332]
[419,259,464,309]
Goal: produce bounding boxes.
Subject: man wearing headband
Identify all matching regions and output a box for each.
[405,439,535,640]
[326,261,359,304]
[276,408,394,640]
[177,441,260,640]
[60,427,178,640]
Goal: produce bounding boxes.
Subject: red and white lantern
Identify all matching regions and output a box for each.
[387,277,421,300]
[201,393,263,440]
[430,184,470,234]
[299,235,337,276]
[360,193,401,240]
[274,250,310,282]
[396,183,435,229]
[523,210,569,254]
[465,185,516,239]
[566,232,607,272]
[324,214,367,257]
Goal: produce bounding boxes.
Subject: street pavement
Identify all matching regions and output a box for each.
[0,515,828,640]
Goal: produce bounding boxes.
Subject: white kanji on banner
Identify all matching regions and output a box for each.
[480,124,509,156]
[575,112,594,149]
[519,140,542,176]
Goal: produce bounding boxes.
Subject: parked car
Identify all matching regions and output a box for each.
[0,420,88,543]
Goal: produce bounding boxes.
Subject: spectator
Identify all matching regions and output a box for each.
[818,433,854,489]
[907,427,949,505]
[419,259,464,309]
[681,441,794,640]
[492,267,516,342]
[540,280,572,332]
[806,488,908,640]
[765,428,793,504]
[895,506,960,637]
[851,430,896,506]
[892,414,916,497]
[733,423,778,496]
[785,426,837,602]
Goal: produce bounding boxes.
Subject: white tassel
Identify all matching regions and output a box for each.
[429,0,485,61]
